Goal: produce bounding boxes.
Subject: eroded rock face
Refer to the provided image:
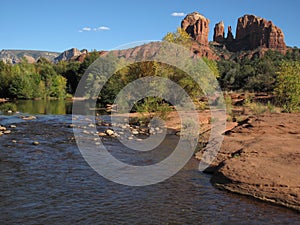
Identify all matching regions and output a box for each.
[235,14,286,51]
[213,14,286,53]
[54,48,82,62]
[181,12,210,46]
[226,26,234,42]
[213,21,225,43]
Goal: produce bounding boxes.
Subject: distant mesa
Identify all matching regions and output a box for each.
[54,48,88,62]
[0,49,59,64]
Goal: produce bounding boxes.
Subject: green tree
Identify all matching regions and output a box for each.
[163,27,192,48]
[275,61,300,112]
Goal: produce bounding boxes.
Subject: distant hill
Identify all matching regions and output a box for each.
[0,49,60,64]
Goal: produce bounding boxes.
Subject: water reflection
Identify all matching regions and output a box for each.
[13,100,108,115]
[14,100,72,115]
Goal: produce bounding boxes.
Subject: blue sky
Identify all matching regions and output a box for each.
[1,0,299,52]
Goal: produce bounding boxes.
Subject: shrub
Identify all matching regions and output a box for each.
[0,102,17,112]
[275,61,300,112]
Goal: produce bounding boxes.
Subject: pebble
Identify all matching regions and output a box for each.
[98,132,107,137]
[131,129,139,135]
[22,116,37,120]
[128,136,134,140]
[3,130,11,134]
[149,128,156,135]
[12,140,17,143]
[9,125,17,128]
[82,130,90,134]
[32,141,40,145]
[7,110,12,114]
[88,123,95,128]
[105,129,114,136]
[0,126,6,131]
[68,124,76,128]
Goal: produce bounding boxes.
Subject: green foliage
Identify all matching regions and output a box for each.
[163,27,192,48]
[224,94,233,116]
[135,97,171,121]
[0,102,17,112]
[0,58,66,99]
[275,61,300,112]
[217,50,288,92]
[202,57,220,78]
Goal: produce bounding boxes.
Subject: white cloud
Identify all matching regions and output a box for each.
[82,27,92,31]
[171,12,186,17]
[97,26,110,31]
[79,26,110,32]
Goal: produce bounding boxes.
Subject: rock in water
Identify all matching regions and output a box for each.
[105,129,114,136]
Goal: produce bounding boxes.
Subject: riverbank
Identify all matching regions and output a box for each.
[195,113,300,212]
[114,110,300,211]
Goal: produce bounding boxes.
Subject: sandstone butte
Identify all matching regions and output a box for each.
[181,12,287,59]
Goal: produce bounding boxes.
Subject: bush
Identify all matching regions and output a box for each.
[135,97,172,121]
[0,102,17,112]
[275,61,300,112]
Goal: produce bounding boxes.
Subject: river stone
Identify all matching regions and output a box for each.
[32,141,40,145]
[3,130,11,134]
[98,132,107,137]
[9,125,17,128]
[22,116,37,120]
[0,126,6,131]
[105,129,114,136]
[131,129,139,135]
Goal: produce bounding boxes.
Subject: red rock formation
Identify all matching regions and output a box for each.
[181,12,210,46]
[235,14,286,52]
[226,26,234,42]
[213,21,225,43]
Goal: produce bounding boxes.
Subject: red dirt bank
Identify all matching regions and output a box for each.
[197,113,300,211]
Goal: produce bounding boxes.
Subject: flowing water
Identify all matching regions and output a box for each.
[0,101,299,224]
